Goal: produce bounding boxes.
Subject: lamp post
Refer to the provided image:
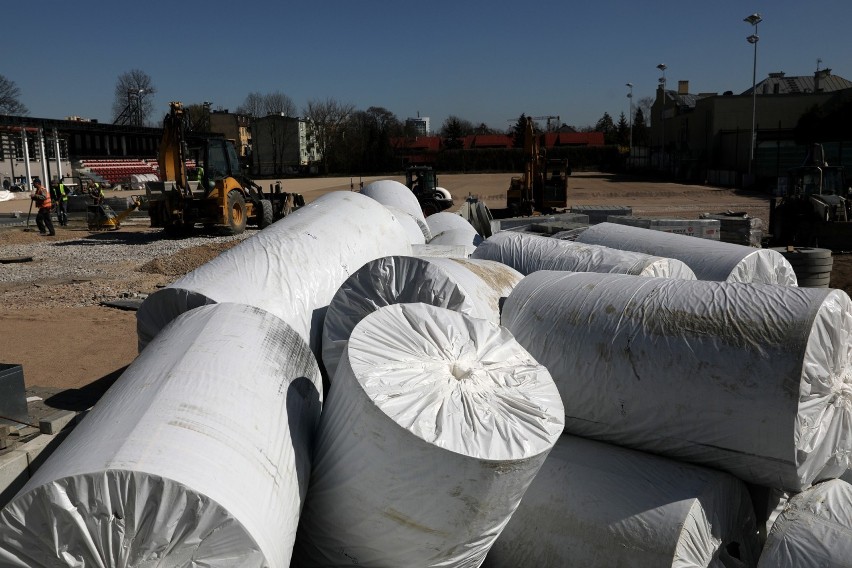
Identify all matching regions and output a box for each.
[656,63,667,171]
[626,82,634,162]
[745,13,762,179]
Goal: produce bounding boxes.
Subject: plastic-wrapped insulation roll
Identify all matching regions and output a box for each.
[0,303,323,568]
[427,212,483,246]
[426,210,478,235]
[501,271,852,492]
[485,435,760,568]
[385,206,427,245]
[136,191,413,356]
[758,479,852,568]
[321,256,523,380]
[293,303,564,568]
[472,230,696,279]
[360,179,426,224]
[576,221,798,284]
[412,243,477,258]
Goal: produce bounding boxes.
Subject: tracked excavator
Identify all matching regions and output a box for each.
[146,101,295,235]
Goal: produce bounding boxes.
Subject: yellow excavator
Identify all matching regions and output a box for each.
[147,101,289,235]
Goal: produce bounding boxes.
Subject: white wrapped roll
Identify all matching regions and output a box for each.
[136,191,413,356]
[472,230,696,279]
[502,271,852,491]
[0,303,323,567]
[426,211,477,235]
[361,179,425,223]
[758,479,852,567]
[294,303,564,567]
[485,435,760,568]
[412,243,477,258]
[576,221,798,284]
[385,206,427,244]
[321,256,523,380]
[427,212,483,246]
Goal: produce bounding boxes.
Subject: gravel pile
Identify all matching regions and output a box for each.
[0,228,249,310]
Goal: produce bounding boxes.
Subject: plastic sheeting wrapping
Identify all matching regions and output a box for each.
[293,303,564,568]
[501,271,852,492]
[472,230,697,279]
[426,210,477,235]
[426,211,483,246]
[360,179,426,224]
[321,255,523,380]
[0,303,323,567]
[758,479,852,568]
[411,243,477,258]
[136,191,413,357]
[576,221,798,285]
[484,434,760,568]
[385,206,427,245]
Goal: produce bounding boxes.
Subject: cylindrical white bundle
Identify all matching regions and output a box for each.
[412,243,477,258]
[136,191,413,355]
[427,212,483,246]
[576,221,798,284]
[385,206,427,245]
[472,230,696,279]
[321,256,523,380]
[485,435,760,568]
[501,271,852,491]
[294,303,564,568]
[0,303,323,568]
[758,479,852,568]
[426,211,477,235]
[361,179,426,223]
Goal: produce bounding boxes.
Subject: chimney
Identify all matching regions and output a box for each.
[677,80,689,95]
[814,68,831,92]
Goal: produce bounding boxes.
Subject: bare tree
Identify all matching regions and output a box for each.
[638,96,654,127]
[0,74,28,115]
[185,103,211,132]
[112,69,156,126]
[263,91,296,117]
[303,98,355,174]
[236,92,265,118]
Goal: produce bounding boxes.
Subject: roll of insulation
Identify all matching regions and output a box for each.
[758,479,852,567]
[136,191,413,356]
[411,243,477,258]
[361,179,426,224]
[385,206,428,245]
[472,230,696,279]
[0,303,323,567]
[427,212,483,246]
[321,256,523,380]
[576,221,798,284]
[485,435,760,568]
[294,303,564,567]
[426,210,478,236]
[501,271,852,492]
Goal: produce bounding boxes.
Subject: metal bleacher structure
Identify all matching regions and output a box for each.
[76,158,160,187]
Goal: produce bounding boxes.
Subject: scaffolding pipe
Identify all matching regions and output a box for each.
[52,128,63,180]
[21,130,32,190]
[37,129,49,185]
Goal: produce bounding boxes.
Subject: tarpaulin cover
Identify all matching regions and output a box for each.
[576,221,798,284]
[472,230,696,279]
[360,179,426,225]
[136,191,413,357]
[0,303,323,568]
[485,435,760,568]
[321,255,523,380]
[502,271,852,492]
[758,479,852,568]
[294,303,564,567]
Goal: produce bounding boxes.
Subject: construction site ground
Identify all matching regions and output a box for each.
[2,171,852,410]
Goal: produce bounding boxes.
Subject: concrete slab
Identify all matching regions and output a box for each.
[0,450,29,507]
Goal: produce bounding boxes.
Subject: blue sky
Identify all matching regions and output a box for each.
[8,0,852,132]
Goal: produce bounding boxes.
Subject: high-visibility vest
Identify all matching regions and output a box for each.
[36,186,52,209]
[58,183,67,201]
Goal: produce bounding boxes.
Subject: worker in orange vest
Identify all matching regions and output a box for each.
[32,181,55,236]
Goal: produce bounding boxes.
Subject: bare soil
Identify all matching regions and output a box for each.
[1,172,850,403]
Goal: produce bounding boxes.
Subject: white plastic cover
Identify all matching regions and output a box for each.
[136,191,413,357]
[321,256,523,380]
[427,212,483,246]
[758,479,852,568]
[576,221,798,284]
[0,303,323,567]
[385,206,427,245]
[360,179,426,224]
[485,434,760,568]
[501,271,852,492]
[426,211,475,235]
[412,243,478,258]
[293,303,564,567]
[472,230,697,279]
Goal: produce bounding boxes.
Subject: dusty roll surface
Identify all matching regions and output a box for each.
[0,303,323,568]
[501,270,852,491]
[295,303,564,568]
[485,434,760,568]
[321,255,523,380]
[360,179,426,224]
[472,230,696,278]
[576,221,798,284]
[136,191,412,355]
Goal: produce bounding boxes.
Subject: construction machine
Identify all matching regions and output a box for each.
[769,144,850,249]
[87,196,143,231]
[404,165,453,216]
[146,102,296,235]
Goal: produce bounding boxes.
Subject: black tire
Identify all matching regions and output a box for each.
[258,199,274,229]
[226,191,247,235]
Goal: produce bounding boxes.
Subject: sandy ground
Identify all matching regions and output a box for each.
[1,171,850,407]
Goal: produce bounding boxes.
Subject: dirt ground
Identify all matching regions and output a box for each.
[1,171,850,406]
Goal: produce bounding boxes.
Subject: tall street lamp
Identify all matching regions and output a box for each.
[745,12,761,179]
[626,83,634,161]
[657,63,667,171]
